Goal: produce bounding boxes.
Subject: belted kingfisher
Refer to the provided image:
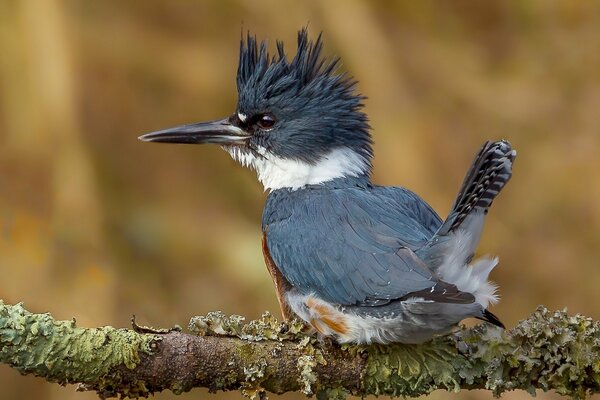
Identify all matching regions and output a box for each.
[139,29,516,344]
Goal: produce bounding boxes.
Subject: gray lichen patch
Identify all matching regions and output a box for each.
[189,311,306,341]
[297,354,318,395]
[0,301,158,396]
[240,386,268,400]
[131,315,182,334]
[240,358,269,398]
[243,359,268,382]
[189,311,245,336]
[477,306,600,398]
[296,341,328,396]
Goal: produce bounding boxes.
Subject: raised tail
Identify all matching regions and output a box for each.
[437,140,516,237]
[417,140,516,308]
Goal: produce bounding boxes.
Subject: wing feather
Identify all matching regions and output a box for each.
[264,186,473,306]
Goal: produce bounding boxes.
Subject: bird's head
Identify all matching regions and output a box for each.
[140,28,373,191]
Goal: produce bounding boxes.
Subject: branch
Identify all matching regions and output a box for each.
[1,300,599,399]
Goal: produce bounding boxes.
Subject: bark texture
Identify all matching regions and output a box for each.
[1,300,599,399]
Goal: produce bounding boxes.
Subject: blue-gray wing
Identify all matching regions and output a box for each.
[264,186,473,306]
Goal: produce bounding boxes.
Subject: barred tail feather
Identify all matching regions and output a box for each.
[438,140,516,236]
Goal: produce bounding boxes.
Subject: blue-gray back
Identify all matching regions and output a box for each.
[262,176,457,306]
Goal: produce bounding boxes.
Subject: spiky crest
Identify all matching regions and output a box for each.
[237,28,357,105]
[235,28,373,175]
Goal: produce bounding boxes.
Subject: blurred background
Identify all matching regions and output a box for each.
[1,1,599,399]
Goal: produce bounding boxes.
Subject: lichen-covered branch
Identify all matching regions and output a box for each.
[1,300,599,399]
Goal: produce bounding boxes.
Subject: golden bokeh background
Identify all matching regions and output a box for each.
[1,1,599,399]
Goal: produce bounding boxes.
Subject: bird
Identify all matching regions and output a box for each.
[139,28,516,344]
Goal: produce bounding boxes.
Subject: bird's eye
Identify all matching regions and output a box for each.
[256,114,276,130]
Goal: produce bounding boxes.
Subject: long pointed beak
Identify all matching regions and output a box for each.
[138,117,250,145]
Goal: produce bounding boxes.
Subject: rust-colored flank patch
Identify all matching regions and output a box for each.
[306,297,349,335]
[262,230,349,336]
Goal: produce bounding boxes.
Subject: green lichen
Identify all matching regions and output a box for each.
[364,338,471,397]
[0,301,157,396]
[5,299,599,398]
[364,306,600,399]
[316,387,350,400]
[210,367,239,392]
[189,311,306,342]
[476,306,600,398]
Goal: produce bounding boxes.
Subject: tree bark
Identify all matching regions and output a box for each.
[1,300,599,399]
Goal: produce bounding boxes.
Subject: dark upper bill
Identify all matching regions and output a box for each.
[138,117,249,145]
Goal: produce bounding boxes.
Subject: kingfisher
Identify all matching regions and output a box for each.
[139,28,516,344]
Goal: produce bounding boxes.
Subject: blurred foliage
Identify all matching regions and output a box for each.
[0,1,598,399]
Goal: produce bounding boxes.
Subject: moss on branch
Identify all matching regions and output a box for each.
[1,300,600,399]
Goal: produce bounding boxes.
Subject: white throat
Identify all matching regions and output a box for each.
[224,146,369,191]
